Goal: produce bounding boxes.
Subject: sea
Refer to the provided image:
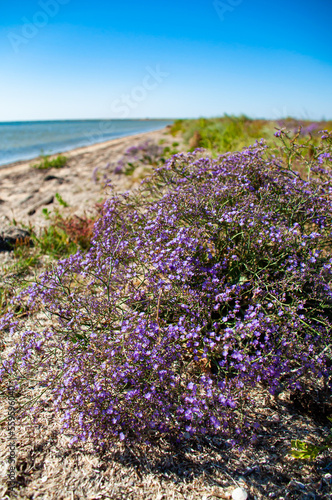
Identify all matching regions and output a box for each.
[0,119,173,167]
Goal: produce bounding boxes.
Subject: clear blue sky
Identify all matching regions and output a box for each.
[0,0,331,121]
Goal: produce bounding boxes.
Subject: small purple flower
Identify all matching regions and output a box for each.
[318,152,332,164]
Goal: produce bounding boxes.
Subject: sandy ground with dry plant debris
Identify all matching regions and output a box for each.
[0,128,332,499]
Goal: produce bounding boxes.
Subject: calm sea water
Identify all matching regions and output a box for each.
[0,119,173,167]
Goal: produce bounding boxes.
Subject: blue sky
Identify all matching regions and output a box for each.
[0,0,331,121]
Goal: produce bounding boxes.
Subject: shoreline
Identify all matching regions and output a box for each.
[0,126,172,174]
[0,126,177,230]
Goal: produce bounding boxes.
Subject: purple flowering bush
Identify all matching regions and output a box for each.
[113,140,164,175]
[1,129,332,448]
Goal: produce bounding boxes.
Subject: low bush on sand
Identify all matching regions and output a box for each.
[1,128,331,450]
[32,154,67,170]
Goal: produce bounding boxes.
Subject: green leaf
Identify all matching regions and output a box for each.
[291,439,324,461]
[238,274,249,285]
[55,193,69,207]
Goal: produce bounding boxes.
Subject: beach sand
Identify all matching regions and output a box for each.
[0,127,176,231]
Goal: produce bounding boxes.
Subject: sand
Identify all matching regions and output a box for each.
[0,127,175,231]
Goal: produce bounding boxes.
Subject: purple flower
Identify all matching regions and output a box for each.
[318,152,332,164]
[2,129,331,449]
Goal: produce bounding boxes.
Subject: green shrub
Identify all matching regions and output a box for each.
[170,115,331,157]
[33,154,68,170]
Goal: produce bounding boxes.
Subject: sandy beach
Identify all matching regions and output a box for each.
[0,127,176,231]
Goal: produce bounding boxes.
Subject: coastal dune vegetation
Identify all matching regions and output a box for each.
[170,115,332,155]
[1,117,331,460]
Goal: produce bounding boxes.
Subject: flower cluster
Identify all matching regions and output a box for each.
[113,140,164,175]
[1,130,332,449]
[276,119,321,137]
